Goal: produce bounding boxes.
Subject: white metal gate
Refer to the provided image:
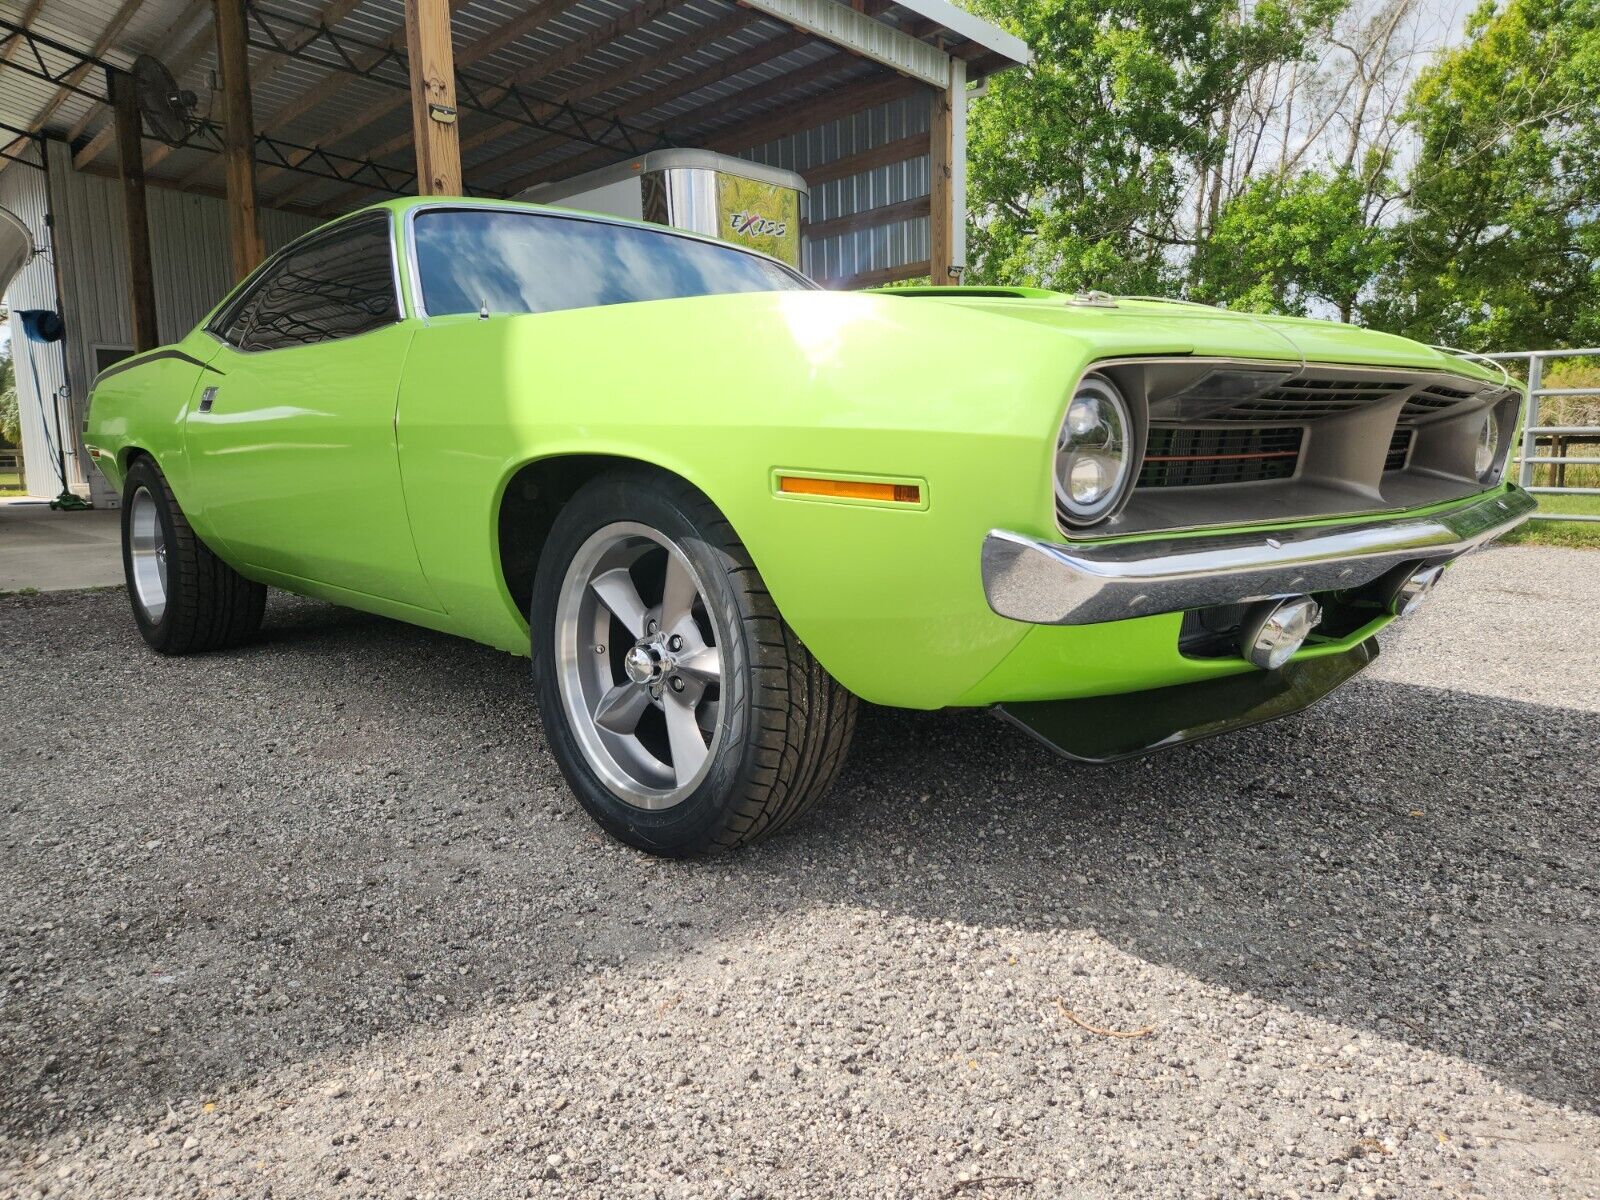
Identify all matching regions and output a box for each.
[1485,349,1600,523]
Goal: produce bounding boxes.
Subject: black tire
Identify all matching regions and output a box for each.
[529,469,857,855]
[121,456,266,655]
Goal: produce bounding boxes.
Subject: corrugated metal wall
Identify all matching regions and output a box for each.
[0,140,316,501]
[743,92,932,285]
[47,136,143,503]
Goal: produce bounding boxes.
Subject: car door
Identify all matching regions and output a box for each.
[184,214,442,613]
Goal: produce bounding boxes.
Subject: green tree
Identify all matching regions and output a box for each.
[1189,163,1396,320]
[1368,0,1600,349]
[964,0,1343,292]
[0,340,19,449]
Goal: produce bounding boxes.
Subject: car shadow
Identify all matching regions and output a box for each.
[2,591,1595,1146]
[817,691,1597,1116]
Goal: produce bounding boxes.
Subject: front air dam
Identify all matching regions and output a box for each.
[993,638,1378,763]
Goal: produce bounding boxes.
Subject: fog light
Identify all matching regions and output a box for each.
[1240,596,1322,670]
[1387,564,1445,616]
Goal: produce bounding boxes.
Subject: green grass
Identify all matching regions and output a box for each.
[1502,366,1600,547]
[1502,491,1600,549]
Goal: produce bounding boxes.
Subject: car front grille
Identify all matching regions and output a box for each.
[1204,378,1408,422]
[1074,356,1520,540]
[1400,382,1478,421]
[1384,428,1414,471]
[1139,426,1304,488]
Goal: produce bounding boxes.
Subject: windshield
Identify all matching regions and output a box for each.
[412,208,815,317]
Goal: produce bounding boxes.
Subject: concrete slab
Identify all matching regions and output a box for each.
[0,500,123,593]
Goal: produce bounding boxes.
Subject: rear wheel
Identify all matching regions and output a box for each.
[121,456,266,654]
[529,469,856,855]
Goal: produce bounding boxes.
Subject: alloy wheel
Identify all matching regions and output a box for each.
[553,521,727,810]
[127,486,169,622]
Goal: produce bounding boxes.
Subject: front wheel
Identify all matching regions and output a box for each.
[529,470,857,855]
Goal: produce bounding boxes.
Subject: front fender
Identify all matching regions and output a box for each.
[396,292,1089,706]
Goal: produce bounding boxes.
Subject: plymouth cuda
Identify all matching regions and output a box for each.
[84,198,1534,854]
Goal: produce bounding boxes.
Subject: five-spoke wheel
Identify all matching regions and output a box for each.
[555,522,727,809]
[529,468,858,855]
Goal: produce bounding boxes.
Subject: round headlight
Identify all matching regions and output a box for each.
[1056,374,1134,525]
[1474,409,1500,480]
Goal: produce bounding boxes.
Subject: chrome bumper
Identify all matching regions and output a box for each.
[982,486,1537,626]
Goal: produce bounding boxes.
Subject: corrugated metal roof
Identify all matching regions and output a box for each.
[2,0,1015,214]
[2,0,1008,288]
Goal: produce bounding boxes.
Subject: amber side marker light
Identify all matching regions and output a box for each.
[778,476,922,504]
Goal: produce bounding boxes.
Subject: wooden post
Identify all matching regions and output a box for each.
[405,0,462,195]
[213,0,262,279]
[928,72,955,285]
[110,69,160,352]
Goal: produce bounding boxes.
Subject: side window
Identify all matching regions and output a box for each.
[207,261,269,346]
[216,289,261,347]
[237,219,399,352]
[411,209,812,318]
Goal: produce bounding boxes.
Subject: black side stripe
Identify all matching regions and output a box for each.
[93,348,223,387]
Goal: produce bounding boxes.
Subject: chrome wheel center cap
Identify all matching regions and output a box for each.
[623,643,663,685]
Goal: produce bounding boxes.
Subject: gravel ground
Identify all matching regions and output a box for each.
[2,544,1597,1199]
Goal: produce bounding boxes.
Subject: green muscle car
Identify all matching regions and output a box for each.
[85,197,1534,855]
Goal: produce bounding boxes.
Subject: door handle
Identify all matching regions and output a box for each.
[199,386,218,413]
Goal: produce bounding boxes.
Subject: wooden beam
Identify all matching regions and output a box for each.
[303,7,759,213]
[804,195,928,242]
[147,0,362,179]
[1,0,147,165]
[928,77,953,284]
[463,0,685,148]
[110,69,160,351]
[261,0,587,195]
[204,0,474,195]
[510,69,916,193]
[502,38,849,194]
[456,0,594,70]
[537,9,759,109]
[74,153,322,217]
[443,0,687,167]
[443,0,693,167]
[0,0,46,178]
[73,0,213,169]
[0,0,46,64]
[702,73,919,155]
[739,0,950,87]
[800,132,925,187]
[214,0,263,277]
[405,0,462,194]
[820,258,929,290]
[74,126,118,176]
[495,28,816,189]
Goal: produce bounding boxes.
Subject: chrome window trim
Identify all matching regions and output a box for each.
[400,199,817,322]
[204,209,408,355]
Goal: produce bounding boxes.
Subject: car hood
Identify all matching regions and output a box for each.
[871,288,1504,385]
